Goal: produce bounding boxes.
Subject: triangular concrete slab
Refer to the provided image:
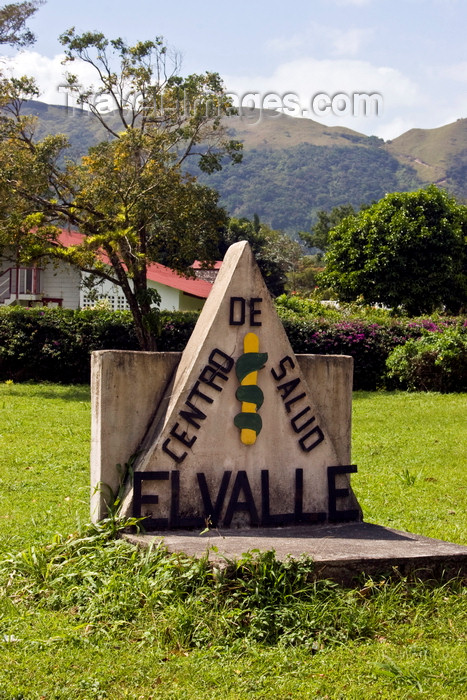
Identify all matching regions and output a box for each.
[121,241,361,528]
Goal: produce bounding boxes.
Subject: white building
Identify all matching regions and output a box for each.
[0,230,215,312]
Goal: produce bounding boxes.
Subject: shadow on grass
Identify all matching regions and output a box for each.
[1,383,90,402]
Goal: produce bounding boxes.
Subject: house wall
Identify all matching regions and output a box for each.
[42,261,81,308]
[80,275,131,311]
[179,292,205,312]
[1,257,208,312]
[80,273,206,312]
[151,281,182,311]
[0,257,81,308]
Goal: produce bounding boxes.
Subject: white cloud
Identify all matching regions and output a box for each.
[3,51,99,106]
[266,23,372,59]
[435,61,467,82]
[5,50,463,141]
[224,57,425,137]
[330,27,373,57]
[226,54,467,139]
[266,32,308,55]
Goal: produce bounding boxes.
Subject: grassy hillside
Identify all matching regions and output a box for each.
[224,108,383,149]
[385,118,467,198]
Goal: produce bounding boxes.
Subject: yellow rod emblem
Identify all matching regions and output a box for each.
[234,332,268,445]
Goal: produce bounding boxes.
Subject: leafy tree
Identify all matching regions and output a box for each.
[0,30,242,349]
[300,204,356,253]
[0,1,42,47]
[219,217,302,296]
[286,255,323,295]
[320,186,467,315]
[0,77,58,264]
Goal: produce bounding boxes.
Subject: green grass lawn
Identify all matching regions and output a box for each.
[0,383,90,555]
[0,383,466,699]
[352,391,467,545]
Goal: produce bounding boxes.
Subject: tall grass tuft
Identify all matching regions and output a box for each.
[1,519,465,652]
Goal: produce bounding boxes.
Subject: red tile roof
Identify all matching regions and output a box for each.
[58,229,85,247]
[146,261,213,298]
[57,230,214,299]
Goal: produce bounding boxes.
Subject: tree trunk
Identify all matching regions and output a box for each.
[105,247,159,351]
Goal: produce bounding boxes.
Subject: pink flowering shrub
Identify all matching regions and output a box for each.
[0,306,465,389]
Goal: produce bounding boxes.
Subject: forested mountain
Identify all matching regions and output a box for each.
[21,100,117,160]
[20,101,467,235]
[195,140,419,233]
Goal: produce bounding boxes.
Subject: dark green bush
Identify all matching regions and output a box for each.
[0,307,138,383]
[280,315,466,390]
[386,325,467,391]
[281,317,438,389]
[1,306,465,389]
[158,310,200,351]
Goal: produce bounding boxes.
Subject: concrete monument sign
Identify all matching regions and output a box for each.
[92,241,361,528]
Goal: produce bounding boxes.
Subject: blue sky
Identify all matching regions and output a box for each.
[3,0,466,139]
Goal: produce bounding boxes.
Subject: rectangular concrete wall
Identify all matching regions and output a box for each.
[90,351,181,521]
[297,354,353,466]
[90,351,353,522]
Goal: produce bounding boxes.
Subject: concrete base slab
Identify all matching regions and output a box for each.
[124,522,467,585]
